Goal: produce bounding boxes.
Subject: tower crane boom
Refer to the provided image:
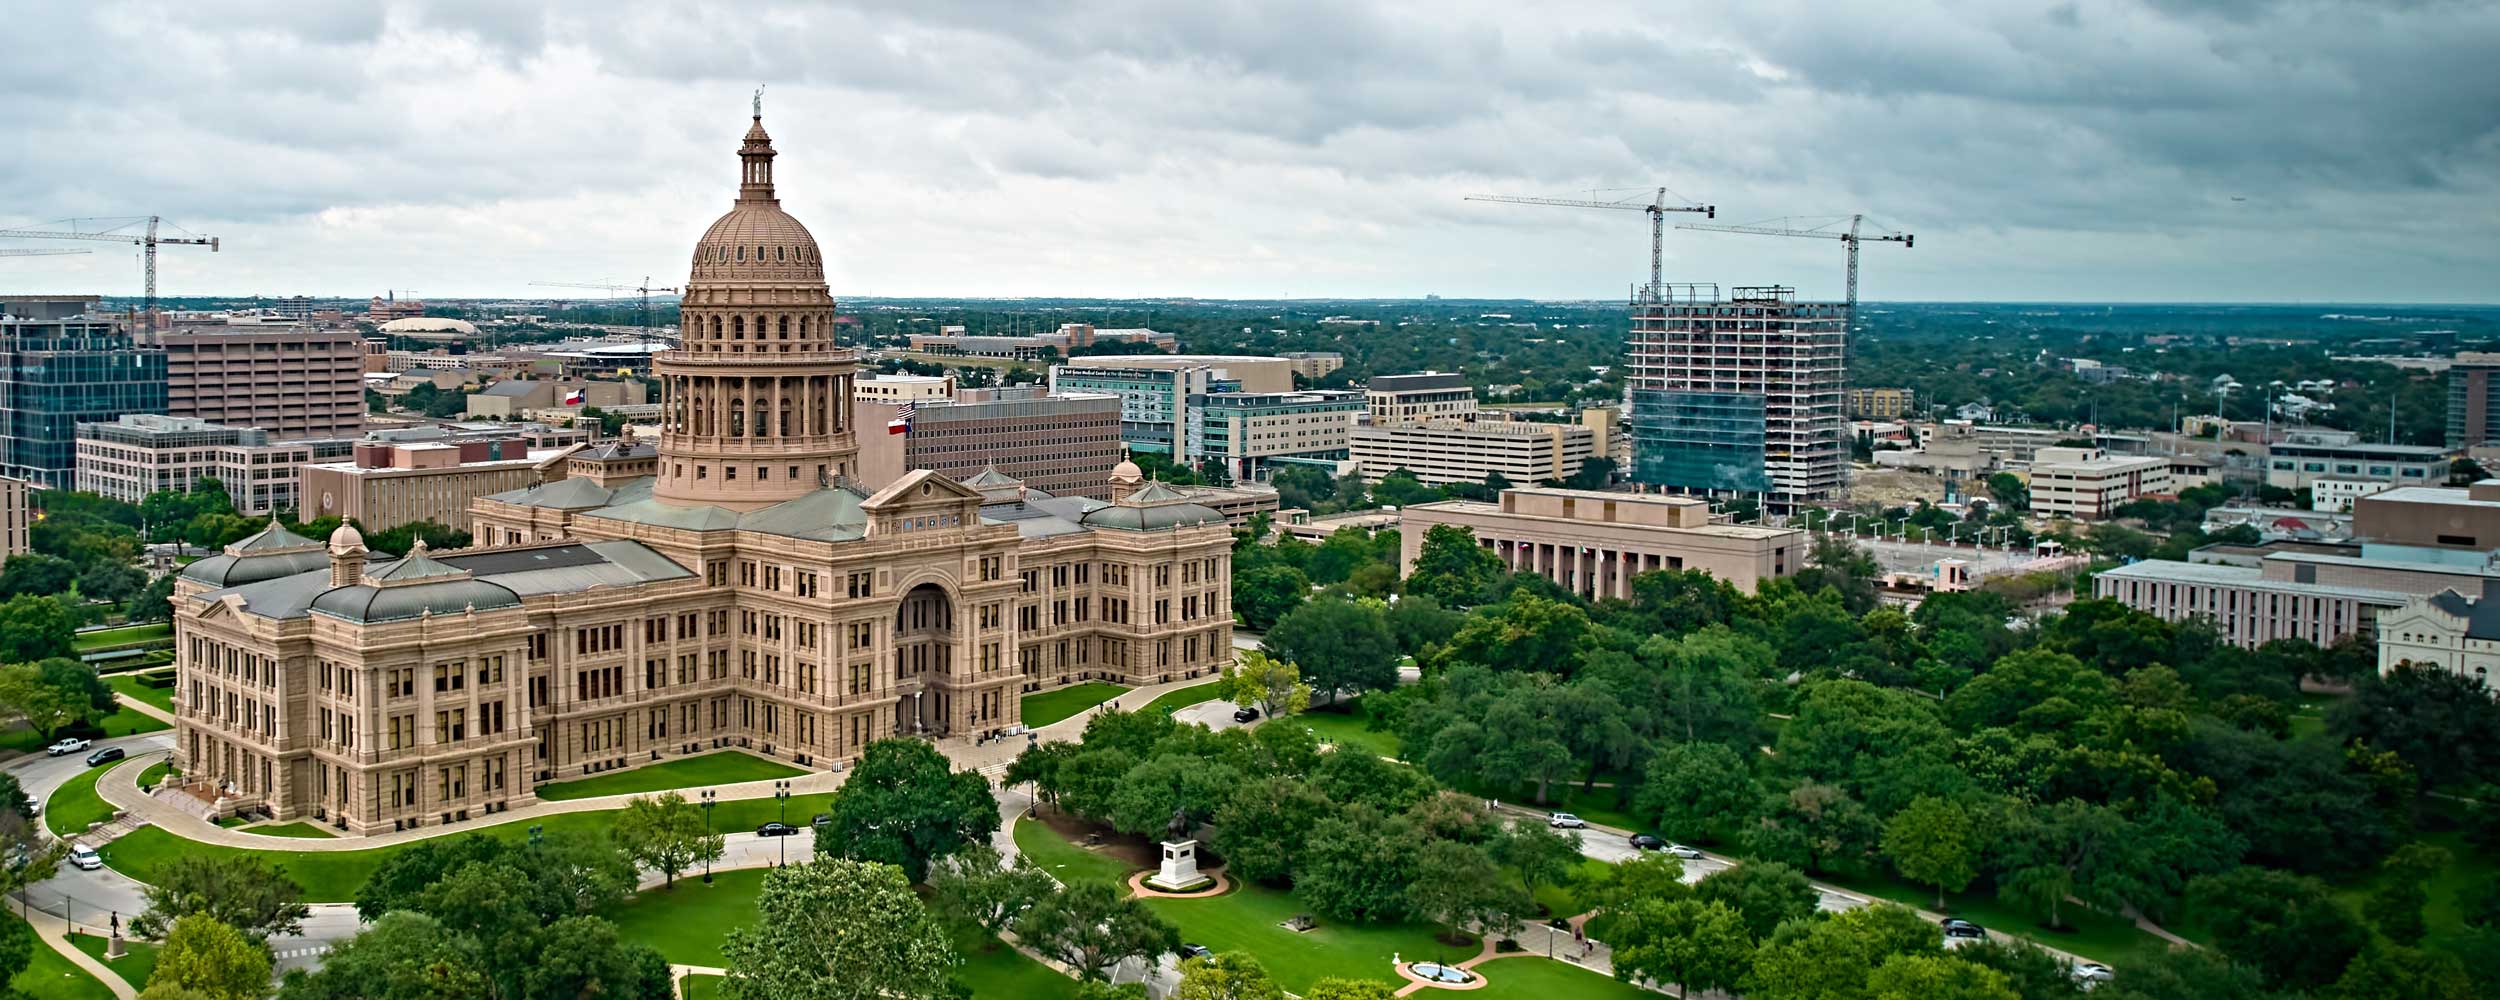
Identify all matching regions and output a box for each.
[0,249,91,258]
[531,277,681,351]
[1676,214,1912,330]
[1464,187,1713,300]
[0,216,219,317]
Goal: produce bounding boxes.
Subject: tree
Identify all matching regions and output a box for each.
[1405,524,1505,608]
[1636,742,1760,846]
[0,593,76,663]
[1014,880,1181,982]
[1222,651,1311,719]
[132,571,179,622]
[1173,952,1285,1000]
[2364,842,2452,945]
[521,916,674,1000]
[928,844,1056,935]
[352,835,508,922]
[1864,954,2020,1000]
[79,561,148,605]
[612,791,724,888]
[1489,822,1581,906]
[720,860,958,1000]
[0,661,97,739]
[1935,940,2081,1000]
[1233,564,1309,632]
[1745,903,1942,1000]
[1209,776,1335,886]
[1744,781,1882,876]
[2187,866,2368,991]
[1106,753,1242,839]
[1406,841,1529,942]
[1296,807,1422,922]
[134,854,312,942]
[1692,862,1818,941]
[39,658,115,717]
[1610,898,1752,999]
[0,553,78,599]
[1264,596,1398,703]
[1440,594,1593,676]
[2325,943,2477,1000]
[1883,795,1981,910]
[1302,980,1399,1000]
[818,739,1000,884]
[147,916,273,1000]
[2090,947,2272,1000]
[1987,472,2028,511]
[2329,663,2500,792]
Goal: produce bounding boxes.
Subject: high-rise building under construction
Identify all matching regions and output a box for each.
[1626,285,1846,509]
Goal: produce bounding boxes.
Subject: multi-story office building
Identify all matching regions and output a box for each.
[1185,390,1363,481]
[0,477,26,559]
[1365,372,1477,426]
[1351,419,1598,487]
[171,111,1235,834]
[1845,387,1917,419]
[301,438,555,532]
[2027,447,2176,520]
[1048,363,1237,457]
[159,326,367,440]
[2263,433,2450,491]
[1278,352,1346,380]
[2447,352,2500,448]
[906,323,1172,360]
[1401,487,1802,598]
[1058,355,1297,393]
[1625,286,1846,508]
[0,296,170,489]
[462,378,649,420]
[2311,479,2393,514]
[75,415,356,515]
[854,374,954,404]
[855,387,1123,499]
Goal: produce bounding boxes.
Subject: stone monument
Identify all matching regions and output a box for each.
[1146,807,1211,891]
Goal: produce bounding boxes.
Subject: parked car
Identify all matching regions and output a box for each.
[1941,918,1988,948]
[68,845,102,871]
[1628,833,1666,851]
[755,822,800,837]
[1179,944,1212,960]
[1662,843,1705,860]
[85,747,124,767]
[1232,706,1260,724]
[2071,962,2113,984]
[46,738,89,757]
[811,813,833,827]
[1548,813,1586,829]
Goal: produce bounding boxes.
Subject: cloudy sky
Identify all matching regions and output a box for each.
[4,0,2495,303]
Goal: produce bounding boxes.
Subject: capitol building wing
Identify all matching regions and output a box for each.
[167,111,1236,835]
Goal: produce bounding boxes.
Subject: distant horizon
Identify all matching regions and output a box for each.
[75,293,2500,311]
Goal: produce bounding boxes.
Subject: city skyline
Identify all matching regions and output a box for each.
[4,1,2497,304]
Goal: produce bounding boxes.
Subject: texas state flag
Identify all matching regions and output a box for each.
[887,402,914,435]
[563,388,585,405]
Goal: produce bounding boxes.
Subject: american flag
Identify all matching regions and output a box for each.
[887,401,913,435]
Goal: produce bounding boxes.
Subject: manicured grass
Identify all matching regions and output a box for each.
[1829,869,2170,967]
[680,975,723,1000]
[42,766,116,838]
[1011,816,1138,888]
[1140,680,1227,717]
[608,867,765,966]
[242,822,337,839]
[7,916,114,1000]
[2327,828,2495,952]
[66,934,158,991]
[1530,858,1614,921]
[1140,881,1458,994]
[1020,682,1131,729]
[1467,954,1658,1000]
[106,674,175,715]
[135,762,171,791]
[99,791,841,903]
[1298,705,1398,759]
[535,752,808,802]
[72,623,171,653]
[948,920,1078,999]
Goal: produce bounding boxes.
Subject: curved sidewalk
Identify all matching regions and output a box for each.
[94,673,1226,853]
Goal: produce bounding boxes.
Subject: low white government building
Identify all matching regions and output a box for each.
[2377,586,2500,692]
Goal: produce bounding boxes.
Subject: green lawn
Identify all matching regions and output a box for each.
[71,623,171,653]
[1011,816,1137,887]
[680,975,722,1000]
[1531,858,1614,921]
[66,934,157,991]
[1021,682,1131,729]
[42,765,117,838]
[6,916,114,1000]
[1141,882,1459,994]
[1829,868,2170,967]
[1468,954,1658,1000]
[106,674,175,715]
[136,762,171,791]
[535,752,808,802]
[1140,680,1227,716]
[242,822,337,839]
[100,791,841,903]
[608,867,765,966]
[948,921,1078,999]
[2327,828,2495,952]
[1298,705,1398,759]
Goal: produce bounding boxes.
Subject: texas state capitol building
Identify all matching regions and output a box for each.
[169,111,1237,835]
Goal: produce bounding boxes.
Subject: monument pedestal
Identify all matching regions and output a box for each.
[1146,839,1211,892]
[106,935,125,960]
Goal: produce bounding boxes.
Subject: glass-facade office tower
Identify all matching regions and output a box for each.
[0,298,170,489]
[1626,285,1846,510]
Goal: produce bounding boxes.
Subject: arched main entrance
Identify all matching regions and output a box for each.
[894,582,955,735]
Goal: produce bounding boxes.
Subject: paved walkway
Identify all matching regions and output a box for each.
[111,693,176,727]
[17,904,138,1000]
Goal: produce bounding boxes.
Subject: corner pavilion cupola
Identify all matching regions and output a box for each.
[653,102,861,511]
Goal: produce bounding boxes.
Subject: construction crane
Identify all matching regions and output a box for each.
[1676,214,1912,330]
[0,249,91,258]
[530,277,680,350]
[0,216,219,316]
[1464,187,1714,301]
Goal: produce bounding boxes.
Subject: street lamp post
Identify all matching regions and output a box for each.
[774,780,792,867]
[701,789,717,884]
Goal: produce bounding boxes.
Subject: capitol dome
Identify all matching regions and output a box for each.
[688,115,826,285]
